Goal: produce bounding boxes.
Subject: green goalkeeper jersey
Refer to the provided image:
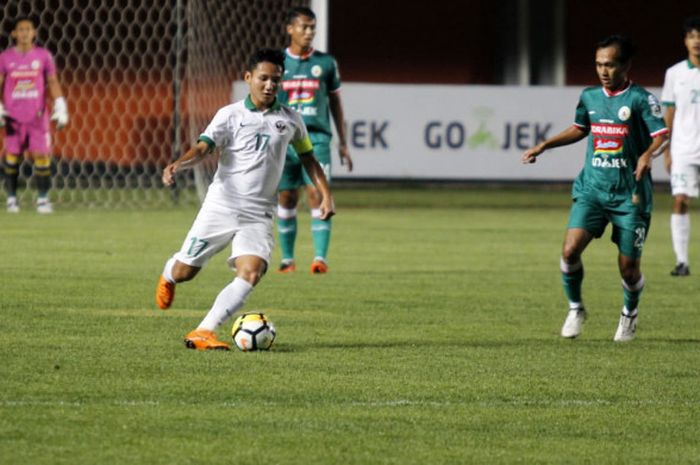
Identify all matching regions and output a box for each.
[572,82,667,212]
[278,48,341,138]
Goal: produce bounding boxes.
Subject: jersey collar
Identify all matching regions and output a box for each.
[688,59,698,69]
[601,80,632,97]
[245,94,281,112]
[286,47,315,60]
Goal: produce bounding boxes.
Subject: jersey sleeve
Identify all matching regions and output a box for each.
[44,49,57,77]
[637,91,668,137]
[290,111,313,154]
[327,58,341,93]
[660,67,675,106]
[198,108,230,149]
[573,93,590,130]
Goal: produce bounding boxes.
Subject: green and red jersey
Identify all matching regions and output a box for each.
[572,82,668,212]
[278,47,341,138]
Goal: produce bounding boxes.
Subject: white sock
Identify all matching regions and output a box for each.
[162,257,176,283]
[198,278,254,331]
[671,213,690,264]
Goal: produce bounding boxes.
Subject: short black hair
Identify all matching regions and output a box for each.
[684,16,700,34]
[287,6,315,25]
[597,35,637,64]
[248,48,285,72]
[13,15,37,29]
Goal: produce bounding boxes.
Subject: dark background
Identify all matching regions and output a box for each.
[329,0,698,87]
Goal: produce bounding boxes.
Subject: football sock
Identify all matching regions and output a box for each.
[311,208,331,261]
[277,206,297,262]
[34,158,52,197]
[621,306,638,317]
[560,257,583,306]
[198,277,254,331]
[162,257,177,283]
[622,275,644,313]
[671,213,690,264]
[3,153,19,196]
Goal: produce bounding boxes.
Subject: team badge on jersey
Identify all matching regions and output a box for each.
[311,65,322,77]
[31,60,40,70]
[647,94,663,118]
[274,120,288,133]
[618,106,631,121]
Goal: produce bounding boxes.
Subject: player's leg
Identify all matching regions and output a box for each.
[156,205,232,309]
[29,117,54,213]
[3,152,22,213]
[31,153,53,213]
[611,211,650,342]
[560,197,605,338]
[277,188,299,272]
[560,227,594,338]
[276,150,303,272]
[186,220,272,350]
[3,119,24,212]
[669,163,698,276]
[303,137,332,273]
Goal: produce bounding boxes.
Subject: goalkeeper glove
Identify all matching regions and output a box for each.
[51,97,69,129]
[0,101,6,128]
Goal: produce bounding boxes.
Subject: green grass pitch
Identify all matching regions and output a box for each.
[1,187,699,464]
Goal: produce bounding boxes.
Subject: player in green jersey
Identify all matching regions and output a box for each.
[522,35,669,342]
[276,6,353,274]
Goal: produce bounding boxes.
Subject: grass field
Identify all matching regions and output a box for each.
[1,187,699,465]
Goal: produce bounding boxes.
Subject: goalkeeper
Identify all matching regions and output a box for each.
[0,16,69,214]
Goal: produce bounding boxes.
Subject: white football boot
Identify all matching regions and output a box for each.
[614,309,637,342]
[6,196,20,213]
[36,198,53,214]
[561,307,586,338]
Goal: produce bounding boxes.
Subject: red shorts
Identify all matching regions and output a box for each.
[4,115,51,155]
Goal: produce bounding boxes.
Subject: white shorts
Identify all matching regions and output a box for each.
[173,203,274,269]
[671,161,700,198]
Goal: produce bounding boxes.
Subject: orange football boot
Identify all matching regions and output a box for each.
[277,261,296,273]
[310,260,328,274]
[155,275,176,310]
[184,329,230,351]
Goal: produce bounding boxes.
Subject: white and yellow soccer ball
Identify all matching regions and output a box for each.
[231,313,276,351]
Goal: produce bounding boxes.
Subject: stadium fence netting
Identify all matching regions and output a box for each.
[0,0,307,208]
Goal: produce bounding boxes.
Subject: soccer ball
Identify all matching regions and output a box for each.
[231,312,276,351]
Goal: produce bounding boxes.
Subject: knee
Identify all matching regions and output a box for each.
[674,195,690,214]
[236,265,263,286]
[561,243,581,263]
[3,154,20,172]
[278,190,298,209]
[619,261,641,284]
[33,156,51,175]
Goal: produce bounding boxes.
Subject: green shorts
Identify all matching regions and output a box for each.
[567,194,651,259]
[278,132,331,191]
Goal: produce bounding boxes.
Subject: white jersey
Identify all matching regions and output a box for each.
[199,95,312,215]
[661,59,700,163]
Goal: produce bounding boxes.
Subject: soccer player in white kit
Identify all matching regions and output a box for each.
[155,49,335,350]
[662,17,700,276]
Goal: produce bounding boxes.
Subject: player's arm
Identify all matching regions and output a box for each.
[635,132,669,181]
[162,140,211,186]
[0,73,6,127]
[662,105,675,173]
[328,91,353,171]
[298,149,335,220]
[47,74,69,129]
[521,125,588,164]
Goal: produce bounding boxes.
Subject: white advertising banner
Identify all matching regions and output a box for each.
[232,82,668,182]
